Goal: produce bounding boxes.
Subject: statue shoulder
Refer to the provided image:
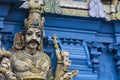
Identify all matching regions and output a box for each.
[10,50,25,61]
[11,50,22,56]
[42,52,51,65]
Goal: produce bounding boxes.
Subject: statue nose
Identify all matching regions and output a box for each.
[32,34,37,39]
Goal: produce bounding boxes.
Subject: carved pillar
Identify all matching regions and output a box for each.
[89,42,102,73]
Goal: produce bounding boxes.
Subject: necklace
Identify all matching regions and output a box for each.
[21,50,43,66]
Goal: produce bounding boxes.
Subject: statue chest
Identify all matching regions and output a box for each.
[12,51,50,73]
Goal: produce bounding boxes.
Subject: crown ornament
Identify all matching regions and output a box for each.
[24,0,44,30]
[24,13,44,29]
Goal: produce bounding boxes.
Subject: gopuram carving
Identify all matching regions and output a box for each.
[0,0,78,80]
[19,0,120,20]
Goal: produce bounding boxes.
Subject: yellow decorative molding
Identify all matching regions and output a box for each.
[62,8,88,17]
[60,0,89,9]
[115,12,120,20]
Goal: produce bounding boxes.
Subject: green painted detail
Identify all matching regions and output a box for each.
[44,0,61,14]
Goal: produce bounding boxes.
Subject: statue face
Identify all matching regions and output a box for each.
[25,27,41,49]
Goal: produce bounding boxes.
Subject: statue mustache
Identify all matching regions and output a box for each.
[28,39,40,45]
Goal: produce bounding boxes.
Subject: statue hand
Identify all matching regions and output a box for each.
[0,57,10,75]
[1,57,10,69]
[6,71,17,80]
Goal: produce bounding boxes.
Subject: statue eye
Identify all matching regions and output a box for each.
[26,32,32,36]
[36,33,41,37]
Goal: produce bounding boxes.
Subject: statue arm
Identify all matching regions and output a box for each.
[53,34,78,80]
[0,50,11,74]
[53,34,71,80]
[54,51,78,80]
[0,50,17,80]
[53,34,62,61]
[54,51,71,80]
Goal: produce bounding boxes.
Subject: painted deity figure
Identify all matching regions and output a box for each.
[0,0,78,80]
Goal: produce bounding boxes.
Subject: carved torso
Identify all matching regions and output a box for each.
[11,50,51,80]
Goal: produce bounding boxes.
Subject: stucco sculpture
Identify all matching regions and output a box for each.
[0,0,78,80]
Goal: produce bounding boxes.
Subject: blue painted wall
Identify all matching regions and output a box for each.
[0,1,120,80]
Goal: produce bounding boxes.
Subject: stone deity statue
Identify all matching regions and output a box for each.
[0,0,78,80]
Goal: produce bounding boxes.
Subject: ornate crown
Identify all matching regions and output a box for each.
[24,0,44,30]
[24,12,44,29]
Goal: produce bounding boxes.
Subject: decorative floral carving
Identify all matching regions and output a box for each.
[44,0,62,14]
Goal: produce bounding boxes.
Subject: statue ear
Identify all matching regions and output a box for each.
[13,32,25,50]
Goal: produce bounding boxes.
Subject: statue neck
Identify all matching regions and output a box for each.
[25,47,38,55]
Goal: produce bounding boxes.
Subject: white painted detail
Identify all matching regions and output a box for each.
[88,0,106,18]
